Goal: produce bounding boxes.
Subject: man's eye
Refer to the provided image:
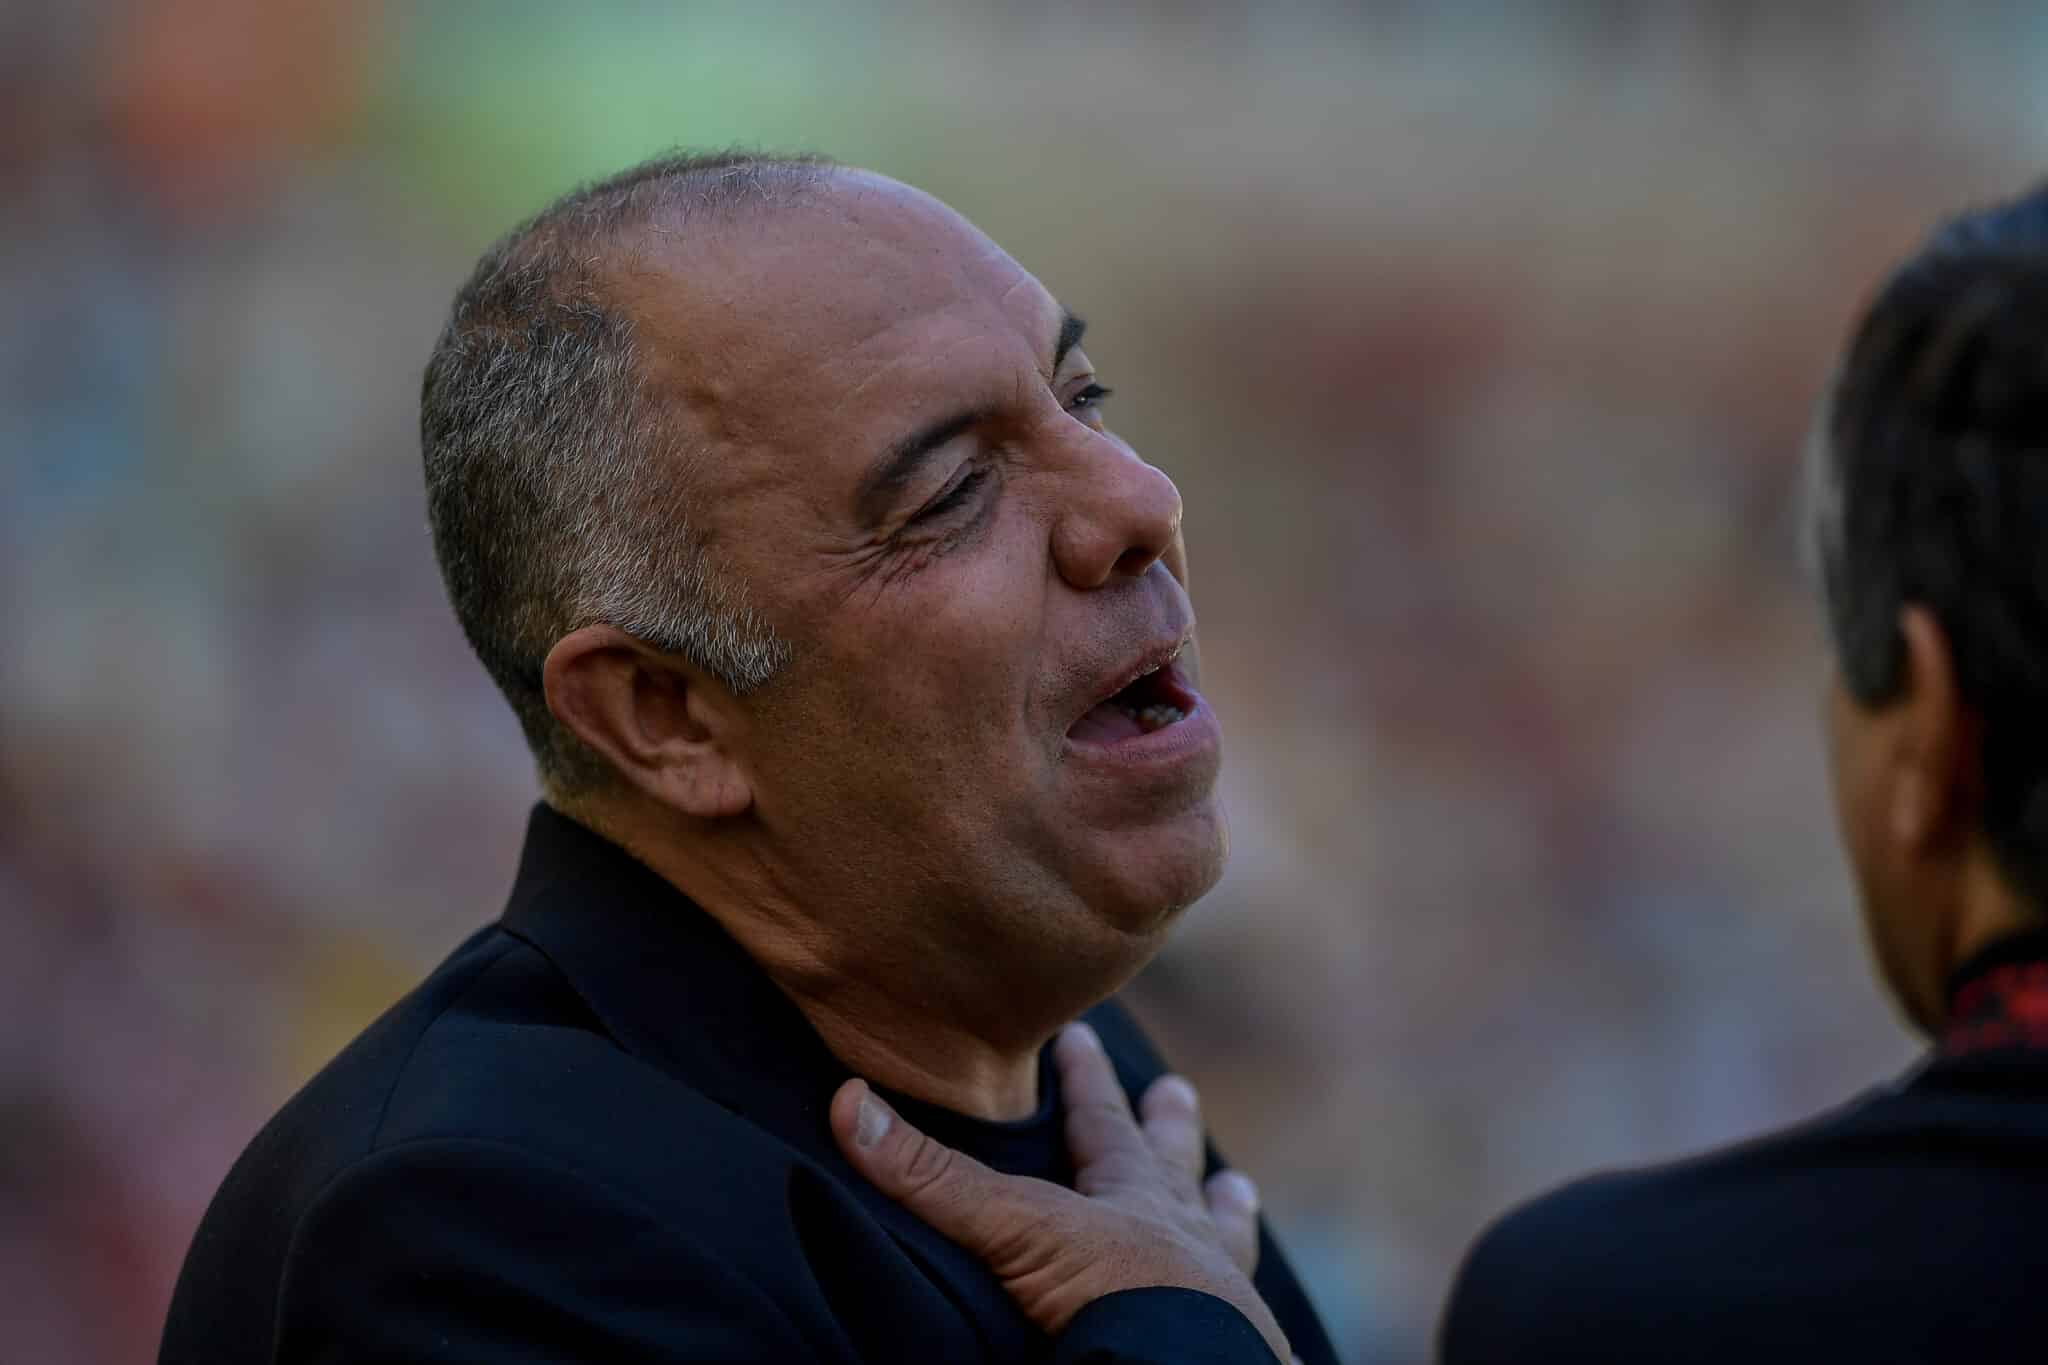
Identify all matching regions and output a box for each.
[1068,383,1113,415]
[914,467,988,522]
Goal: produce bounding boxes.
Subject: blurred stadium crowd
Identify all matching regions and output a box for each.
[5,2,2047,1360]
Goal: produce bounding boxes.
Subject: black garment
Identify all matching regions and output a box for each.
[160,805,1335,1365]
[1439,928,2048,1365]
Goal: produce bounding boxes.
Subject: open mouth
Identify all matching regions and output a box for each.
[1067,655,1195,745]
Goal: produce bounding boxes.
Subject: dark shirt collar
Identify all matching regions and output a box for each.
[495,802,1068,1175]
[1941,924,2048,1057]
[886,1055,1072,1187]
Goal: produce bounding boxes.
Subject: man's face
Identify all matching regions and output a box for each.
[628,174,1226,995]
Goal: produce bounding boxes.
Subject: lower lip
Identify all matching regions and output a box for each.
[1061,688,1222,776]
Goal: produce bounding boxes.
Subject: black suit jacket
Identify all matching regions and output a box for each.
[1439,929,2048,1364]
[161,805,1335,1364]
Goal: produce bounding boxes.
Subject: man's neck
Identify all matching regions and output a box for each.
[775,976,1045,1121]
[705,910,1050,1121]
[576,798,1052,1122]
[1909,848,2039,1032]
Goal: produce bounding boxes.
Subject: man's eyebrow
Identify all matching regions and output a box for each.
[1054,312,1087,372]
[855,407,989,526]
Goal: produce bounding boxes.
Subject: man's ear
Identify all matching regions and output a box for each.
[541,625,753,819]
[1888,604,1978,851]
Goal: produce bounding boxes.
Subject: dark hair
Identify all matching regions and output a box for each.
[1814,180,2048,904]
[420,150,832,792]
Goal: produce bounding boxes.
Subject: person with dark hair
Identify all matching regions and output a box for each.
[158,152,1335,1364]
[830,182,2048,1363]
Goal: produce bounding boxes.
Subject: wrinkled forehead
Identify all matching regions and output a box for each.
[623,174,1060,465]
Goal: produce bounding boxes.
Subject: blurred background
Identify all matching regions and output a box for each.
[5,1,2046,1359]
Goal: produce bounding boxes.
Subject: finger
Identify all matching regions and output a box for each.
[1137,1074,1206,1199]
[1055,1022,1147,1176]
[830,1079,1048,1258]
[1203,1169,1262,1276]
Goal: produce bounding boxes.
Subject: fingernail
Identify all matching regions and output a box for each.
[1215,1170,1259,1210]
[1155,1075,1198,1111]
[855,1091,893,1150]
[1066,1021,1101,1051]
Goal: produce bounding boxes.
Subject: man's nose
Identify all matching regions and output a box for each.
[1051,438,1184,590]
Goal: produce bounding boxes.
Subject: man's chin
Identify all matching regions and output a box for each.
[1078,804,1229,934]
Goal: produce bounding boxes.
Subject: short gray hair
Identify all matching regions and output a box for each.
[421,151,832,792]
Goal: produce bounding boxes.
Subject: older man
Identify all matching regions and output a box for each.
[157,153,1335,1364]
[843,184,2048,1361]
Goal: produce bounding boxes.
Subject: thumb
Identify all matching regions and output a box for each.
[830,1079,1036,1258]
